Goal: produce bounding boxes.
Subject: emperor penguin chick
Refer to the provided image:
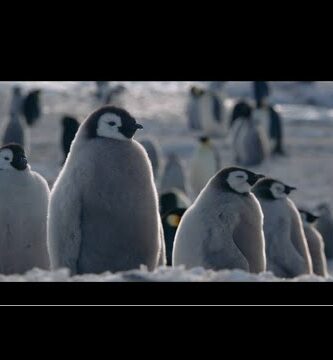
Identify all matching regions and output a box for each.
[160,153,188,195]
[189,136,221,198]
[173,167,266,273]
[0,144,50,274]
[48,106,164,275]
[299,209,328,277]
[253,179,313,278]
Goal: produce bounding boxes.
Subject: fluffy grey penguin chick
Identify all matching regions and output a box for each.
[299,209,328,277]
[315,203,333,259]
[160,153,188,195]
[173,167,266,273]
[253,179,313,278]
[0,144,50,274]
[48,106,164,275]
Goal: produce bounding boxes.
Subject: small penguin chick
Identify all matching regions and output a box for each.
[86,106,143,141]
[210,166,265,195]
[253,178,297,200]
[0,143,28,171]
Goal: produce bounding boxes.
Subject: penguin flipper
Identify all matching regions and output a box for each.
[203,212,250,272]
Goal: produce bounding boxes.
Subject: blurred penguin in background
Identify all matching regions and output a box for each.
[160,153,188,195]
[189,136,221,199]
[253,81,270,105]
[232,101,270,166]
[9,86,23,117]
[187,86,204,131]
[140,138,162,181]
[160,188,191,217]
[95,81,126,106]
[61,115,80,164]
[299,209,328,277]
[252,81,286,155]
[160,189,190,266]
[316,203,333,259]
[187,86,224,136]
[22,89,42,126]
[2,112,29,152]
[230,99,253,128]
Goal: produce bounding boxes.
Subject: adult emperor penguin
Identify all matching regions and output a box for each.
[189,136,221,199]
[0,144,50,274]
[2,112,30,153]
[48,106,165,275]
[160,153,188,195]
[252,179,313,278]
[173,167,266,273]
[232,103,270,166]
[139,137,162,181]
[160,188,191,217]
[61,115,80,164]
[9,86,23,117]
[299,209,328,277]
[315,203,333,259]
[187,86,224,136]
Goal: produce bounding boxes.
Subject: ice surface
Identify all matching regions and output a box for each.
[1,81,333,282]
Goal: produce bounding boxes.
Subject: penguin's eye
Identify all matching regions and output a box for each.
[108,121,116,126]
[236,175,244,179]
[4,157,9,161]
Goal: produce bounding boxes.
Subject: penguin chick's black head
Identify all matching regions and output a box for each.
[298,209,319,224]
[85,106,143,140]
[190,86,205,97]
[0,143,28,171]
[253,178,297,200]
[199,136,210,144]
[211,166,265,195]
[231,100,253,123]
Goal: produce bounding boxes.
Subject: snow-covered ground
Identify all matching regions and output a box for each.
[1,81,333,282]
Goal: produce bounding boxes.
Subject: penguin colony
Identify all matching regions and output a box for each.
[0,82,331,279]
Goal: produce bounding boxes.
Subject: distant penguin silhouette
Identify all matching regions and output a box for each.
[9,86,23,117]
[2,112,30,152]
[140,138,162,180]
[189,136,221,198]
[61,116,80,164]
[162,208,187,266]
[160,153,188,195]
[187,86,204,131]
[299,209,328,277]
[253,81,270,105]
[48,106,164,275]
[22,89,42,126]
[160,188,191,217]
[230,99,253,128]
[253,179,313,278]
[232,105,270,166]
[316,203,333,259]
[0,144,50,274]
[187,86,223,136]
[173,167,266,272]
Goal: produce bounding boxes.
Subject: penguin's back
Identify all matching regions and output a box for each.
[70,139,160,273]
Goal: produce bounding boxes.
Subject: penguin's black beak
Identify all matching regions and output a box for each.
[135,124,143,130]
[285,186,297,194]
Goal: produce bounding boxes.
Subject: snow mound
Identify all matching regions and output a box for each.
[0,267,332,282]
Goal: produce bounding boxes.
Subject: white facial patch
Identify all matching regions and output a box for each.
[0,149,14,170]
[96,113,127,141]
[227,171,251,194]
[270,182,287,199]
